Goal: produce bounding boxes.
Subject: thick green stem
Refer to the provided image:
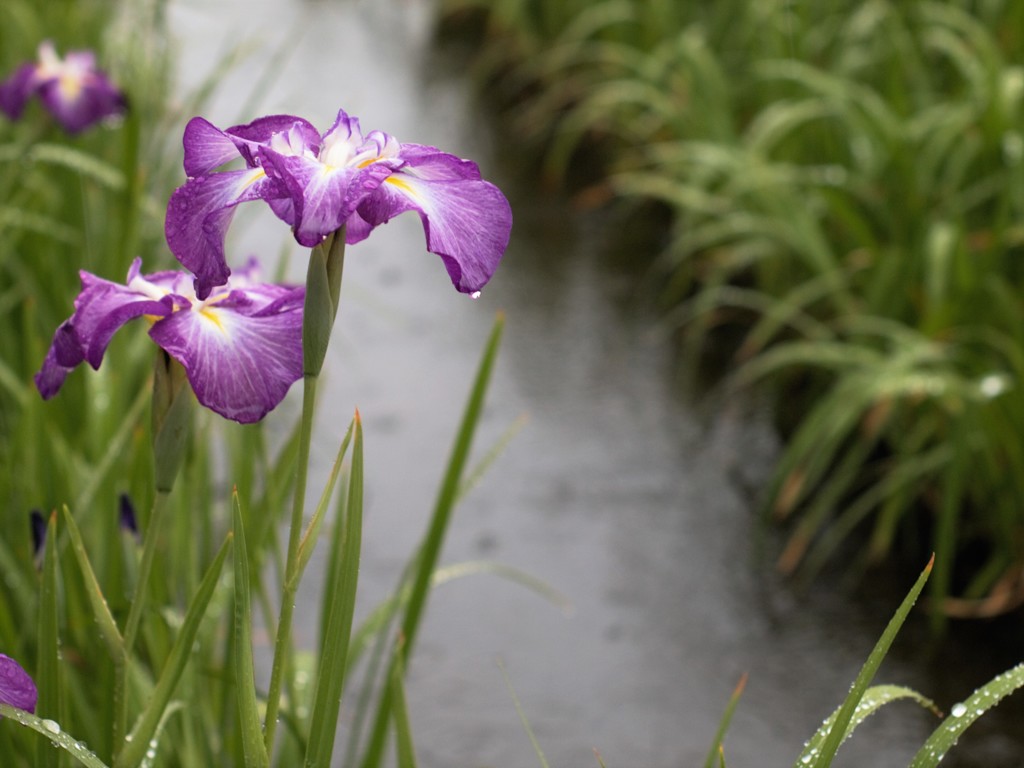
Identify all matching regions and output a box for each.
[264,229,346,754]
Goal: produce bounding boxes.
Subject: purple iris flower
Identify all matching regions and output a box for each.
[35,258,304,424]
[165,109,512,299]
[0,41,126,135]
[0,654,36,714]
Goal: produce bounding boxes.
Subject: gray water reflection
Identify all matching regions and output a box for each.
[169,1,1017,766]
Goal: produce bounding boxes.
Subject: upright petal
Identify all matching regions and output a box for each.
[182,117,247,176]
[0,654,37,714]
[147,287,304,423]
[260,147,397,247]
[356,149,512,293]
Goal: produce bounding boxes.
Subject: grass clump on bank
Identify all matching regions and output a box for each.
[437,0,1024,620]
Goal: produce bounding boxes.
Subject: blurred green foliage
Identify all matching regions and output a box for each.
[438,0,1024,620]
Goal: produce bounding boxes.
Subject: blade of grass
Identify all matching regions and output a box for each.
[115,533,232,768]
[0,705,109,768]
[305,411,364,768]
[803,555,934,768]
[390,639,418,768]
[498,657,550,768]
[909,663,1024,767]
[36,511,63,768]
[232,492,269,768]
[60,507,123,661]
[360,314,504,768]
[795,685,939,766]
[702,674,747,768]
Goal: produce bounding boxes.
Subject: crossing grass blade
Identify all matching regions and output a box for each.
[390,642,418,768]
[36,511,63,768]
[359,314,504,768]
[232,493,269,768]
[0,704,110,768]
[794,685,939,767]
[114,533,232,768]
[909,663,1024,768]
[802,556,933,768]
[304,411,363,768]
[702,674,746,768]
[60,507,123,662]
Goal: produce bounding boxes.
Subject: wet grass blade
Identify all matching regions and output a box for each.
[909,663,1024,768]
[232,493,269,768]
[795,685,939,766]
[305,411,363,768]
[0,704,109,768]
[36,511,63,768]
[802,556,933,768]
[702,673,747,768]
[115,534,232,768]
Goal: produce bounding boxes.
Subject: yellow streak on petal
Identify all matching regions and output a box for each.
[241,168,266,190]
[385,175,416,196]
[199,307,227,333]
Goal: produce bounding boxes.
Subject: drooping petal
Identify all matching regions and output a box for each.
[165,167,286,299]
[147,287,304,423]
[0,63,38,121]
[0,654,37,714]
[355,149,512,293]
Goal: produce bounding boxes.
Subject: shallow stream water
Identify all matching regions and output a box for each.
[169,1,1024,765]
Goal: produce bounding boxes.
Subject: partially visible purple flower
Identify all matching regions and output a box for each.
[166,109,512,299]
[118,493,139,540]
[0,654,37,714]
[35,258,304,424]
[0,41,126,134]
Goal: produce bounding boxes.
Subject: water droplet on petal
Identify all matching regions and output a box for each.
[470,291,481,300]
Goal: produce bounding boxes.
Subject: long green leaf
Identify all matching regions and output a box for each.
[36,512,63,768]
[390,643,418,768]
[804,556,933,767]
[909,663,1024,767]
[795,685,938,766]
[360,314,504,768]
[0,705,109,768]
[232,494,269,768]
[115,534,232,768]
[305,411,364,767]
[61,507,124,661]
[703,674,747,768]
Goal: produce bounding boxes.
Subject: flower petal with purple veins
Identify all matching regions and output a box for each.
[0,654,37,714]
[148,287,304,423]
[355,158,512,293]
[35,259,304,424]
[165,168,287,299]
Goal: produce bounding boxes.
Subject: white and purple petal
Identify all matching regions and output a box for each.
[148,287,304,423]
[165,167,287,299]
[355,154,512,293]
[34,259,174,398]
[260,147,398,247]
[0,654,37,714]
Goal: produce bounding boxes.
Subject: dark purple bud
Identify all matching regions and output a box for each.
[29,509,46,566]
[119,493,139,539]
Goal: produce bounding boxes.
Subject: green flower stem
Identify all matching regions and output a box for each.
[264,229,346,754]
